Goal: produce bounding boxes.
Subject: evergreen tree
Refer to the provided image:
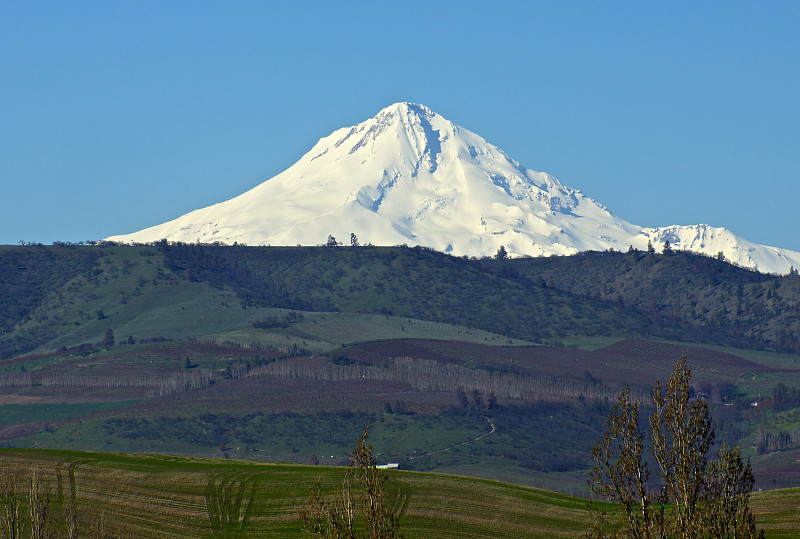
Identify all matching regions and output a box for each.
[102,328,115,348]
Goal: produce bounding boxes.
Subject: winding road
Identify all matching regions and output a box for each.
[408,416,495,461]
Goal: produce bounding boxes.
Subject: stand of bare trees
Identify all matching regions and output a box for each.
[156,369,214,396]
[0,463,121,539]
[588,356,762,538]
[40,374,161,389]
[1,367,215,398]
[250,356,644,404]
[0,466,55,539]
[0,467,23,538]
[0,373,33,388]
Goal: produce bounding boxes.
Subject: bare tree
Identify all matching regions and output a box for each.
[588,386,660,538]
[650,356,714,536]
[0,468,23,539]
[205,473,257,536]
[301,428,402,538]
[62,464,78,539]
[589,356,763,538]
[704,444,760,538]
[28,467,53,539]
[349,429,401,539]
[301,476,355,539]
[90,512,110,539]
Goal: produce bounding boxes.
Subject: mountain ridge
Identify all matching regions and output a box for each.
[107,102,800,274]
[4,243,799,359]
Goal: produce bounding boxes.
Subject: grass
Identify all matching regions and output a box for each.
[749,487,800,538]
[6,244,799,363]
[1,244,798,511]
[666,339,800,372]
[6,399,611,495]
[204,312,535,354]
[0,448,596,538]
[0,400,141,427]
[7,410,498,468]
[295,313,536,348]
[0,448,796,538]
[6,245,542,358]
[543,335,623,350]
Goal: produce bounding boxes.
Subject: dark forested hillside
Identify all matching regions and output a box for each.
[159,242,661,344]
[2,243,799,359]
[160,242,800,352]
[0,245,100,358]
[497,249,800,353]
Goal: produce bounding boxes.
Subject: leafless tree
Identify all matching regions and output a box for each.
[28,467,53,539]
[62,464,78,539]
[588,356,763,538]
[589,386,660,537]
[0,467,23,539]
[301,428,403,538]
[205,473,257,536]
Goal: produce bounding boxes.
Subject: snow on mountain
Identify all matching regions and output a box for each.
[106,102,800,275]
[637,224,800,274]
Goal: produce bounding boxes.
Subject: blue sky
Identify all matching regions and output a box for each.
[2,1,799,251]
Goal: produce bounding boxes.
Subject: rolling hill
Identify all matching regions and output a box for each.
[0,449,798,538]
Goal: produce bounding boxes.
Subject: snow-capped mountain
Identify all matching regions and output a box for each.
[107,102,800,274]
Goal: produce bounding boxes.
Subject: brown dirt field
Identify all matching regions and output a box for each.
[339,338,778,389]
[124,374,444,417]
[0,394,41,404]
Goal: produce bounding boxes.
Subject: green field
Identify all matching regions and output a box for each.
[0,401,140,427]
[0,449,797,538]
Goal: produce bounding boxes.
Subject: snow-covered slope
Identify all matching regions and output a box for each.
[637,224,800,274]
[107,102,800,274]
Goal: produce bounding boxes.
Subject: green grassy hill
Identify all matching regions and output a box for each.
[158,242,657,344]
[8,242,795,360]
[3,244,800,361]
[0,449,797,538]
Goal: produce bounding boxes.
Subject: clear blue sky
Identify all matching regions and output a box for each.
[2,1,799,250]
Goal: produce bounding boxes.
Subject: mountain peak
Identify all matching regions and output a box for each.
[381,101,434,116]
[106,104,800,274]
